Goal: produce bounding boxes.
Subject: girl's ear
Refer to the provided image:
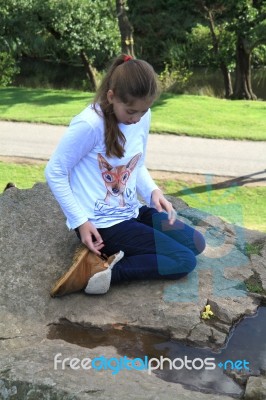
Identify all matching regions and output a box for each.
[107,90,114,104]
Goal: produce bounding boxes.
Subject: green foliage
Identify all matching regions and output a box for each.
[128,0,265,89]
[185,22,236,71]
[222,0,266,49]
[245,272,266,294]
[158,63,192,93]
[127,0,194,69]
[183,0,266,99]
[0,52,20,86]
[253,44,266,65]
[0,0,120,84]
[245,242,264,257]
[186,24,213,67]
[34,0,120,66]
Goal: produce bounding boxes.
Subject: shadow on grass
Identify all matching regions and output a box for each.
[168,169,266,197]
[0,87,92,108]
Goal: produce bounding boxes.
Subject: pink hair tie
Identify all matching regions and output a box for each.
[124,55,133,62]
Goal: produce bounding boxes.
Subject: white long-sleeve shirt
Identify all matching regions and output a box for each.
[45,105,158,229]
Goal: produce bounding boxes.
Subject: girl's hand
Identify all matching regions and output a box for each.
[78,221,104,256]
[151,189,177,225]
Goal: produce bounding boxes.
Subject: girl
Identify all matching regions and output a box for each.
[45,54,205,296]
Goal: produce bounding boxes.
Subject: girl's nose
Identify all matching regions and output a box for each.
[130,115,141,124]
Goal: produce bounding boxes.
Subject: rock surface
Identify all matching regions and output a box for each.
[244,376,266,400]
[0,183,265,399]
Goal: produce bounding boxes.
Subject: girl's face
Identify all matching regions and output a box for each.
[107,90,154,125]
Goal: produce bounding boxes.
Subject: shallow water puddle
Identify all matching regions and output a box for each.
[47,306,266,397]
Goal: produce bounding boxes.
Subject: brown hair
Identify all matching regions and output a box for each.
[93,54,159,158]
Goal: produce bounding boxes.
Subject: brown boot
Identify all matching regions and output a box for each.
[85,250,124,295]
[50,245,123,297]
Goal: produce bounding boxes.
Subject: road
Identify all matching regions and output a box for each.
[0,121,265,181]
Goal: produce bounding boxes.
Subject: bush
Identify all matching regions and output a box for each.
[158,63,192,93]
[0,52,20,86]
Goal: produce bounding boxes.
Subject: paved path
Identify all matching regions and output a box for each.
[0,121,265,181]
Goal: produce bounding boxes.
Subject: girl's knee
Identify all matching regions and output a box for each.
[176,248,197,275]
[158,249,197,276]
[159,256,197,280]
[184,250,197,273]
[194,230,206,255]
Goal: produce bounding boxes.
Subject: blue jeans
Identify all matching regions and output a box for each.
[95,206,206,284]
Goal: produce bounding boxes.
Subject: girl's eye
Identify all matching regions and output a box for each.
[126,109,148,115]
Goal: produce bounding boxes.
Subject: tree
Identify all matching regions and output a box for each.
[192,0,266,99]
[0,52,20,86]
[229,0,266,99]
[116,0,135,56]
[193,1,234,98]
[36,0,120,90]
[0,0,120,90]
[127,0,194,69]
[128,0,266,99]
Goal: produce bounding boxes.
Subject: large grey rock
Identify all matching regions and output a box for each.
[250,254,266,291]
[0,339,237,400]
[0,183,265,399]
[244,376,266,400]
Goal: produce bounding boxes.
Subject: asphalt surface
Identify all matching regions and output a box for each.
[0,120,266,181]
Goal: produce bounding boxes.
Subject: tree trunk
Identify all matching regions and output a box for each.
[232,36,257,100]
[116,0,135,56]
[205,7,233,98]
[80,51,97,91]
[220,62,233,99]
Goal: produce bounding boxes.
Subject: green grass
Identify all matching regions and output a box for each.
[156,178,266,232]
[0,87,93,125]
[1,160,265,232]
[0,87,266,140]
[152,94,266,140]
[0,161,45,191]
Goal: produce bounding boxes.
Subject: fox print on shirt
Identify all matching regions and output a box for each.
[94,152,141,221]
[98,153,141,206]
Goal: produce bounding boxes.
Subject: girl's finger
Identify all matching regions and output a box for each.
[90,244,102,256]
[168,209,177,225]
[91,228,103,244]
[156,205,163,212]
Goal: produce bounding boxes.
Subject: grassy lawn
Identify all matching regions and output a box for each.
[152,94,266,140]
[0,87,93,126]
[0,87,265,140]
[0,161,45,191]
[1,161,265,232]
